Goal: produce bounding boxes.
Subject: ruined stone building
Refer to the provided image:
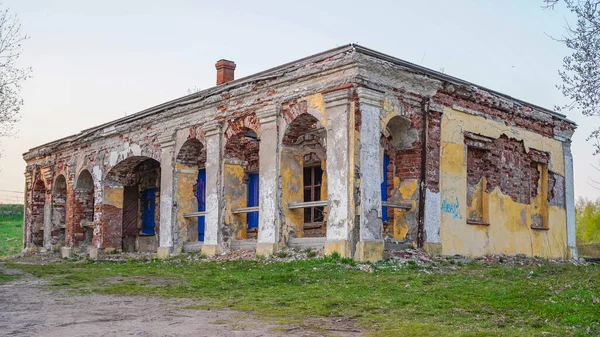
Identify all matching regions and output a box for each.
[22,44,578,261]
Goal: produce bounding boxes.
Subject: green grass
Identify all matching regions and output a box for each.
[5,255,600,336]
[0,213,23,257]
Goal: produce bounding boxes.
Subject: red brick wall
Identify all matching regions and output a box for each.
[177,138,206,167]
[465,134,549,204]
[71,188,94,246]
[434,92,556,138]
[30,180,46,246]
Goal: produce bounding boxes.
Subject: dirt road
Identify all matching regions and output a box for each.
[0,264,363,337]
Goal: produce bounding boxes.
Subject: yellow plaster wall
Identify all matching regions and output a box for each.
[280,151,305,237]
[348,100,357,243]
[280,93,330,240]
[466,177,487,223]
[175,162,198,242]
[320,158,328,225]
[224,163,247,240]
[392,178,418,240]
[306,93,327,128]
[440,107,568,258]
[103,186,124,207]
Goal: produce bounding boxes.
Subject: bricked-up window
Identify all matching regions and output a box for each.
[303,166,324,224]
[531,163,550,230]
[466,146,489,224]
[464,133,552,227]
[31,180,46,247]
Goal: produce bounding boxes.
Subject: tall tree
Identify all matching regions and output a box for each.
[545,0,600,153]
[0,2,30,151]
[575,197,600,244]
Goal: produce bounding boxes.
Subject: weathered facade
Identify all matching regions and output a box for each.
[22,44,578,261]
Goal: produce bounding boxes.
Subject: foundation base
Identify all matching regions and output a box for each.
[355,240,384,262]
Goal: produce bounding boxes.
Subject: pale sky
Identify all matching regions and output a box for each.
[1,0,598,203]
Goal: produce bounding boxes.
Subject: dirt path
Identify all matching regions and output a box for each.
[0,264,363,337]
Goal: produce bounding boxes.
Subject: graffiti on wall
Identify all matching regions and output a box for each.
[441,197,462,219]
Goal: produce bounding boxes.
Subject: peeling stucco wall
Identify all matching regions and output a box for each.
[21,45,577,260]
[439,107,568,258]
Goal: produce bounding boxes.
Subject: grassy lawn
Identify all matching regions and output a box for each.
[0,213,23,257]
[4,254,600,336]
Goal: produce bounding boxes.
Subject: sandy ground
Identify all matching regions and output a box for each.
[0,264,363,337]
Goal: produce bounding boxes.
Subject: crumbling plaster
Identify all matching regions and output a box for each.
[440,107,569,258]
[22,44,576,261]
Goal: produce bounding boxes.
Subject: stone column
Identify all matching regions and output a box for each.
[40,166,54,251]
[157,134,176,259]
[324,88,354,258]
[23,171,33,250]
[256,105,280,256]
[43,191,52,251]
[563,141,578,259]
[355,87,384,261]
[62,171,76,259]
[202,120,225,256]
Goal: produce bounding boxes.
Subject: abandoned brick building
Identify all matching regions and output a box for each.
[22,44,578,261]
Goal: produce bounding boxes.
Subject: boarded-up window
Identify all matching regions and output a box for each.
[303,166,324,224]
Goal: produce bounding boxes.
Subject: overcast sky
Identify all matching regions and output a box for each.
[0,0,598,203]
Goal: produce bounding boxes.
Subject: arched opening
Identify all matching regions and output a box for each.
[380,115,420,242]
[30,180,46,247]
[73,169,95,247]
[281,113,327,238]
[224,126,260,241]
[175,138,206,245]
[103,156,161,252]
[52,175,67,246]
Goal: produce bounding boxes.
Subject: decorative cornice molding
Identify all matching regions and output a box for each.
[40,165,54,185]
[256,105,279,124]
[158,133,175,149]
[323,88,352,108]
[356,87,384,108]
[204,120,222,137]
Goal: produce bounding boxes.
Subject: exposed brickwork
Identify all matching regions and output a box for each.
[281,99,308,124]
[215,59,236,85]
[225,115,261,172]
[177,138,206,167]
[281,113,325,149]
[225,128,260,172]
[20,45,576,257]
[51,175,67,245]
[426,110,441,192]
[434,91,564,139]
[380,104,424,236]
[72,186,94,246]
[30,180,46,246]
[101,202,123,249]
[282,105,328,238]
[465,134,551,204]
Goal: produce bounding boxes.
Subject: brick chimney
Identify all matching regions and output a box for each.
[215,59,236,85]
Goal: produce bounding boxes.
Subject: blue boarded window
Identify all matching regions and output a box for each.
[247,173,259,230]
[197,169,206,241]
[141,188,157,235]
[381,154,390,221]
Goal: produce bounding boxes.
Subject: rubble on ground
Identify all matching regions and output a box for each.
[2,246,592,269]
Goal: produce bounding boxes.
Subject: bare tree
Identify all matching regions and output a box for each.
[545,1,600,153]
[0,2,30,146]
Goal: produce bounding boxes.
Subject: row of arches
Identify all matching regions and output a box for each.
[27,110,417,253]
[29,169,95,249]
[174,111,329,247]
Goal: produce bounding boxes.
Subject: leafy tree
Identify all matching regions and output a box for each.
[544,0,600,153]
[0,2,30,153]
[575,197,600,244]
